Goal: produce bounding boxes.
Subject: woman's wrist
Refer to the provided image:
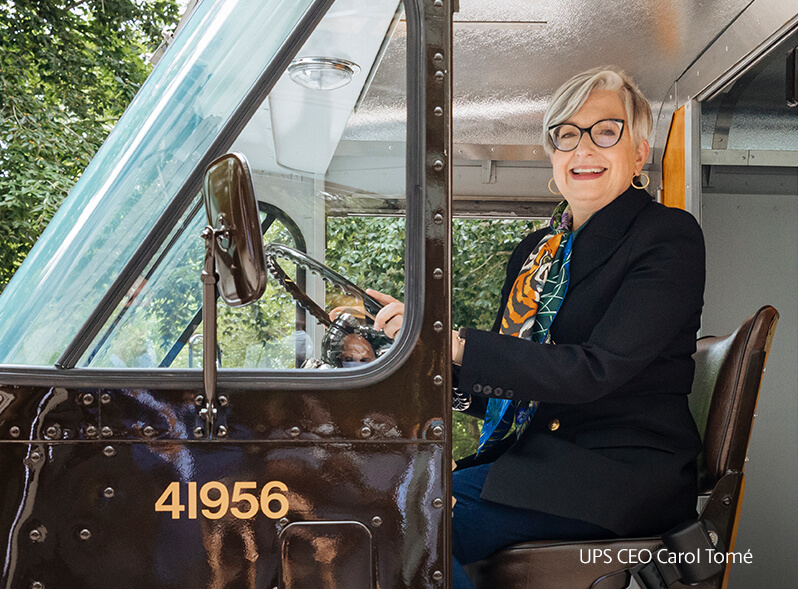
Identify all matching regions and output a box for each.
[452,328,466,365]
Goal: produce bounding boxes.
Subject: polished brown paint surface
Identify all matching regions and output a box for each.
[1,389,445,587]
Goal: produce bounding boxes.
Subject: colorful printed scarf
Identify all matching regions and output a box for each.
[477,201,578,454]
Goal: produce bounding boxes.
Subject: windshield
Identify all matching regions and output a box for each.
[0,0,317,365]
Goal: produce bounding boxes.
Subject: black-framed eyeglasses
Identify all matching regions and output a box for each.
[547,118,625,152]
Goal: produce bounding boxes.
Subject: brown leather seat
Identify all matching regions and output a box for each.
[464,306,779,589]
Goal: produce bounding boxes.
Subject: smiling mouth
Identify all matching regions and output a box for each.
[571,167,607,176]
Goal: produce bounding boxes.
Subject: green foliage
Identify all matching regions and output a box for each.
[452,218,542,330]
[325,216,406,302]
[0,0,179,288]
[451,217,544,459]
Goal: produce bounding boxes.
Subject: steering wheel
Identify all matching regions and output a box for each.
[263,243,393,368]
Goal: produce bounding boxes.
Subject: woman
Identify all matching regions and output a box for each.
[370,67,705,588]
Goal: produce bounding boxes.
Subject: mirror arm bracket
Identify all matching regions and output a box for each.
[200,225,222,432]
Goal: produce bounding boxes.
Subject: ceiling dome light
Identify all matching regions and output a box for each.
[288,57,361,91]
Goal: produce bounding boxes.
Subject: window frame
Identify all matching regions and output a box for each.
[0,0,427,391]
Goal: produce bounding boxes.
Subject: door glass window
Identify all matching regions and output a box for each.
[82,0,409,370]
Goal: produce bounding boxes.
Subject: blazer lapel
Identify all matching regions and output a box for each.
[568,188,652,289]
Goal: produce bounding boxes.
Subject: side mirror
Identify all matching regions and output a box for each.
[199,152,266,435]
[202,152,266,306]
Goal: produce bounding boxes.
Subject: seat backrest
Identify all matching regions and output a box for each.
[689,306,779,491]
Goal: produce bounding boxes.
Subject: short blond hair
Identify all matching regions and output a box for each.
[542,67,652,155]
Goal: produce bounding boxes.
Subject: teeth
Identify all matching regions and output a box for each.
[573,168,605,174]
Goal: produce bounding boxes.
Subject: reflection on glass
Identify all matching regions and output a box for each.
[79,0,409,371]
[0,0,317,366]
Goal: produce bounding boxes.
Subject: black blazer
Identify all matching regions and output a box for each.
[457,186,705,537]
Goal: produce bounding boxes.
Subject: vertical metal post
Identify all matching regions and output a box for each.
[201,227,218,430]
[684,99,702,223]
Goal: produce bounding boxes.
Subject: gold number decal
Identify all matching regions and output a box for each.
[230,482,259,519]
[155,481,288,519]
[260,481,289,519]
[200,482,229,520]
[187,481,198,519]
[154,482,185,520]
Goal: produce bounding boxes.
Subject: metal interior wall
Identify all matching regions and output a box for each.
[700,189,798,589]
[694,7,798,586]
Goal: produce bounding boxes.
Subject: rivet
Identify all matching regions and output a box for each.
[432,425,443,437]
[199,408,208,419]
[432,498,444,509]
[193,427,204,439]
[217,425,228,438]
[434,0,442,7]
[103,445,116,458]
[195,395,205,407]
[279,517,290,527]
[143,426,155,437]
[433,375,443,386]
[435,70,444,81]
[289,427,301,438]
[433,159,444,171]
[79,528,91,541]
[29,450,42,463]
[85,425,98,438]
[100,393,111,404]
[709,530,719,546]
[371,516,382,527]
[433,268,443,279]
[722,496,731,506]
[31,582,43,589]
[433,321,443,332]
[218,395,229,407]
[82,393,94,406]
[433,213,444,224]
[434,106,443,117]
[29,529,42,542]
[9,426,20,438]
[101,426,113,437]
[103,487,115,498]
[433,570,443,581]
[433,52,444,63]
[45,426,59,439]
[360,426,372,438]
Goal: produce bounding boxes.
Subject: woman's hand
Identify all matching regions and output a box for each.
[369,289,405,339]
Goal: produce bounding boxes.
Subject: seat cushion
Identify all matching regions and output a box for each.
[465,537,661,589]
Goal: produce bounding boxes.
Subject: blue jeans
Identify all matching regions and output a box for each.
[452,463,615,589]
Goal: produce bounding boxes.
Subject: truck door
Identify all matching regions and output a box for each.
[0,1,453,587]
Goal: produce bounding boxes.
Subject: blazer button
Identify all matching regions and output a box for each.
[483,385,492,395]
[548,419,560,431]
[472,384,482,393]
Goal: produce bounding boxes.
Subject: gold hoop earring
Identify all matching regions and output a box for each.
[548,177,561,195]
[631,172,650,190]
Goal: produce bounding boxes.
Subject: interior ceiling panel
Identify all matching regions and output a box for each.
[345,0,754,149]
